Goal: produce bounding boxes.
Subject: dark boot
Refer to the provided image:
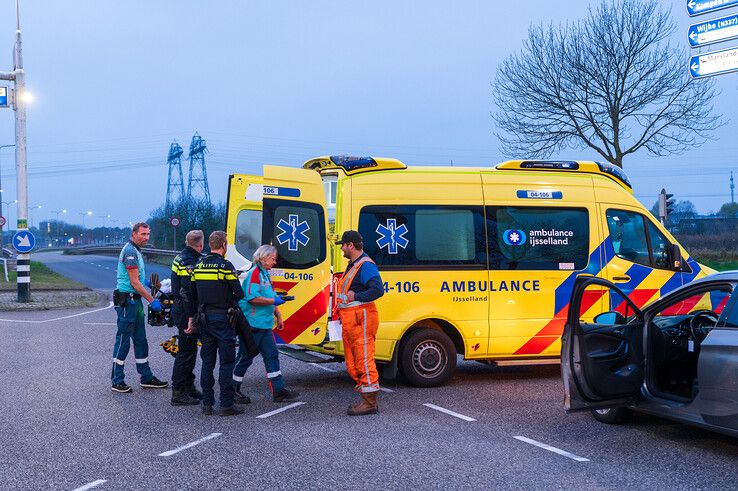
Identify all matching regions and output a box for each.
[220,405,245,417]
[234,383,251,404]
[171,388,200,406]
[347,392,379,416]
[188,384,203,400]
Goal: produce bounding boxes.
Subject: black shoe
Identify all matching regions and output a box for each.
[188,385,203,400]
[202,405,213,416]
[234,385,251,404]
[141,376,169,389]
[220,405,245,416]
[112,383,132,393]
[171,389,200,406]
[273,387,300,403]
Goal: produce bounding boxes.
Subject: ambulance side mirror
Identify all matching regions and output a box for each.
[671,243,683,271]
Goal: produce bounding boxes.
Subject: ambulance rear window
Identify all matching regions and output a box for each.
[263,198,326,270]
[487,207,589,270]
[234,210,262,262]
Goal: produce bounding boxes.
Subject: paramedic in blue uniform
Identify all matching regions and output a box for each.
[111,222,168,393]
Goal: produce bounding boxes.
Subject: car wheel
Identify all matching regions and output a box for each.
[590,407,633,424]
[399,328,456,387]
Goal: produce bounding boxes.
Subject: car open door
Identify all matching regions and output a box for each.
[226,165,330,345]
[561,276,645,411]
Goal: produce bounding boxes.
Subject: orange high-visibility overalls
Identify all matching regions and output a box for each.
[334,256,380,393]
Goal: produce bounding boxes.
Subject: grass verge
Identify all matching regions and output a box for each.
[0,261,87,291]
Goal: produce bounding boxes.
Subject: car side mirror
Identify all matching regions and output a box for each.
[671,243,683,271]
[594,311,627,325]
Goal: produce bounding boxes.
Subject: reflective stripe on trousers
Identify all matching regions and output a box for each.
[338,302,380,392]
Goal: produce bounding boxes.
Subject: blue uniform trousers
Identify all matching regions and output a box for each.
[170,305,199,390]
[233,328,285,394]
[111,298,154,385]
[200,313,236,408]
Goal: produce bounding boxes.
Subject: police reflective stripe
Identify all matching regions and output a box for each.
[266,370,282,379]
[135,358,148,364]
[193,272,219,281]
[113,358,125,365]
[232,374,244,382]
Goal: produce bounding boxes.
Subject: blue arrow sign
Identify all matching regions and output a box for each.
[0,87,7,108]
[12,230,36,253]
[689,46,738,78]
[689,13,738,47]
[688,0,738,17]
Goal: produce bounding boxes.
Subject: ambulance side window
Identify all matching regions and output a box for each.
[234,210,262,261]
[358,205,486,269]
[486,206,589,270]
[262,198,326,270]
[606,210,650,267]
[646,221,671,269]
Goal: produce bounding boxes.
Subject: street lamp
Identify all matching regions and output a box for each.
[79,210,92,228]
[98,214,111,228]
[0,198,16,251]
[0,144,14,248]
[29,204,41,228]
[51,209,67,245]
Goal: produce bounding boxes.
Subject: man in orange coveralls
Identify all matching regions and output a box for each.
[334,230,384,416]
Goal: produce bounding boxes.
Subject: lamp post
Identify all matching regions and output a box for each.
[51,209,66,245]
[79,210,92,228]
[0,145,14,252]
[28,204,41,228]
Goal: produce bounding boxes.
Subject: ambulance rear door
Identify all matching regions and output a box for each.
[226,166,330,344]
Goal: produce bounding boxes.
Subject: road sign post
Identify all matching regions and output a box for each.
[687,0,738,17]
[169,216,180,250]
[690,46,738,78]
[688,13,738,47]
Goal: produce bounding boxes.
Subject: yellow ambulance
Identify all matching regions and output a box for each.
[225,156,711,387]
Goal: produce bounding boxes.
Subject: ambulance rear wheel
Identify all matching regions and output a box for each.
[399,328,456,387]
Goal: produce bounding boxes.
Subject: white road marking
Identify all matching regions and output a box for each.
[308,362,336,372]
[423,403,476,422]
[380,387,394,393]
[0,301,114,324]
[513,436,590,462]
[72,479,107,491]
[158,432,222,457]
[256,402,305,419]
[84,322,116,326]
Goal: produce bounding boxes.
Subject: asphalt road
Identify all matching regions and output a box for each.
[33,251,172,291]
[3,254,737,490]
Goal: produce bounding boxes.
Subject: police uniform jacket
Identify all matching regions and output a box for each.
[170,246,201,304]
[187,252,244,316]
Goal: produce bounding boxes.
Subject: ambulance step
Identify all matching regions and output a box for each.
[278,345,340,364]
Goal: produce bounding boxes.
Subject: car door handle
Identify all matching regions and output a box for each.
[612,275,631,283]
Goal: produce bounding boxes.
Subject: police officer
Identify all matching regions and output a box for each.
[169,229,205,406]
[187,231,245,416]
[335,230,384,415]
[111,222,168,393]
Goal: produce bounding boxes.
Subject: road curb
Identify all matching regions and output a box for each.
[0,290,105,311]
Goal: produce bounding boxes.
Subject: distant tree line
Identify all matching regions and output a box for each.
[147,197,226,251]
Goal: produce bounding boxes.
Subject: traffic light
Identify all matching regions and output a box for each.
[658,188,675,222]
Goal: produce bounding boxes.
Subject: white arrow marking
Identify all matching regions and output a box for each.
[16,235,31,247]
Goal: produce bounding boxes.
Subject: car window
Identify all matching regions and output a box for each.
[606,210,650,267]
[646,221,671,270]
[658,289,731,317]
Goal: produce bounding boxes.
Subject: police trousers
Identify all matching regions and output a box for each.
[200,313,236,408]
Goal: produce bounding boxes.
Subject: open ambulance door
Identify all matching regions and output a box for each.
[226,166,330,345]
[561,276,645,411]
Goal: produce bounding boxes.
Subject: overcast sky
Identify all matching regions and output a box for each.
[0,0,736,232]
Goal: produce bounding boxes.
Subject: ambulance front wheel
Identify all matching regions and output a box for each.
[399,328,456,387]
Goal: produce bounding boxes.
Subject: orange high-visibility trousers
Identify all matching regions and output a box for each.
[339,303,380,392]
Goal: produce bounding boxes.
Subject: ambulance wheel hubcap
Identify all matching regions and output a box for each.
[413,342,445,377]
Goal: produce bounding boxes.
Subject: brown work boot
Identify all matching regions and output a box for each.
[347,392,379,416]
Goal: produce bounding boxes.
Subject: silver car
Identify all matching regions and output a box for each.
[561,273,738,437]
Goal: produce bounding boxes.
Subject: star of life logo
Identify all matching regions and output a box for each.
[276,214,310,252]
[376,219,409,254]
[502,229,526,246]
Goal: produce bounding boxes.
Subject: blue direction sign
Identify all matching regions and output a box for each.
[690,46,738,78]
[0,87,7,108]
[688,0,738,17]
[689,13,738,47]
[12,230,36,253]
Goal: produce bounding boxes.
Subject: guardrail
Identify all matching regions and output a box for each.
[64,245,178,258]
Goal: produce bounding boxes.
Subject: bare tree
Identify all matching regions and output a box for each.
[492,0,724,168]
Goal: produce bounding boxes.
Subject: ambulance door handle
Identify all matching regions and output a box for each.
[612,275,631,283]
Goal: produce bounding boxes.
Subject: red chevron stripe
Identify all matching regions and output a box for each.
[272,281,298,292]
[614,289,658,315]
[280,284,330,343]
[514,289,606,354]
